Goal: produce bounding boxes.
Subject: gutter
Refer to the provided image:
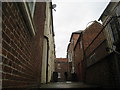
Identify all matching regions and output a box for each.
[50,2,55,37]
[73,32,83,51]
[44,36,49,84]
[81,32,87,83]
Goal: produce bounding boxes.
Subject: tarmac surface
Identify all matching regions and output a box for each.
[40,81,99,88]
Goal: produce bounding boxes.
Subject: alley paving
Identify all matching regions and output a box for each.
[40,81,100,88]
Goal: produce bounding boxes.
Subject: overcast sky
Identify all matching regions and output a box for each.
[52,0,110,58]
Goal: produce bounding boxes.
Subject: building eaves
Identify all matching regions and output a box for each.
[74,31,83,51]
[50,2,55,36]
[67,42,71,52]
[73,30,83,34]
[56,58,68,63]
[98,2,116,21]
[69,30,83,42]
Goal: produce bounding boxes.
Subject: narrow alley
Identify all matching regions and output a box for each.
[1,0,120,89]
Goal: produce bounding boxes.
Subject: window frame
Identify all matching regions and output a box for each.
[110,16,120,44]
[27,1,36,18]
[18,1,36,36]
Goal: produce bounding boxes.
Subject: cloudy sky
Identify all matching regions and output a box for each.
[52,0,110,58]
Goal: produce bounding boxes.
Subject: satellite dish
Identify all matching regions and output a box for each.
[52,4,56,9]
[86,21,95,28]
[52,4,56,11]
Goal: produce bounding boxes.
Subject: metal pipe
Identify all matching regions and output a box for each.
[44,36,49,84]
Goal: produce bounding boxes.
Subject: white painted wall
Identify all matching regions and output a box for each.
[41,38,47,83]
[41,2,55,83]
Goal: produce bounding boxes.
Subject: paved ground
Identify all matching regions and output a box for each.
[40,81,99,88]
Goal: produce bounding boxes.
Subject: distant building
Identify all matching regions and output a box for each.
[55,58,68,81]
[67,31,82,75]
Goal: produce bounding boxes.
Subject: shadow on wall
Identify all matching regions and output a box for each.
[52,72,58,82]
[71,73,78,82]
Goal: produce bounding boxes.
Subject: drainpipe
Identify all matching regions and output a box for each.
[81,32,87,83]
[44,36,49,84]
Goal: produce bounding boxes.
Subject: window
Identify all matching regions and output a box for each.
[58,73,61,78]
[87,53,96,67]
[110,16,120,44]
[90,53,96,63]
[71,67,75,73]
[57,63,61,69]
[80,41,82,49]
[68,53,72,62]
[116,4,120,16]
[27,0,36,17]
[57,63,60,67]
[21,0,36,36]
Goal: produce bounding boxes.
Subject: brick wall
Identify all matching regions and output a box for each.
[82,21,108,67]
[74,39,84,81]
[55,58,68,81]
[73,21,105,82]
[2,2,46,88]
[85,31,106,57]
[73,34,80,47]
[83,21,103,51]
[86,54,115,87]
[32,2,46,86]
[83,21,115,87]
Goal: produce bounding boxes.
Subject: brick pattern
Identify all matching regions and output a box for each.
[82,21,108,67]
[73,21,106,82]
[55,58,68,81]
[82,22,115,87]
[73,34,80,47]
[2,2,36,88]
[86,41,108,67]
[32,2,46,84]
[83,21,103,51]
[74,41,84,81]
[85,31,106,57]
[86,55,114,87]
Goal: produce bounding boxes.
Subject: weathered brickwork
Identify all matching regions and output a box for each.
[74,39,84,81]
[55,58,68,81]
[83,21,103,52]
[73,34,80,47]
[2,2,46,88]
[85,53,117,87]
[32,2,46,85]
[73,21,108,83]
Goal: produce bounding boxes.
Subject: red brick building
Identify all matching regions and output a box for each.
[74,31,84,81]
[97,2,120,87]
[55,58,68,81]
[71,21,108,84]
[82,21,105,66]
[72,16,120,87]
[67,31,82,76]
[81,21,109,86]
[2,2,53,88]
